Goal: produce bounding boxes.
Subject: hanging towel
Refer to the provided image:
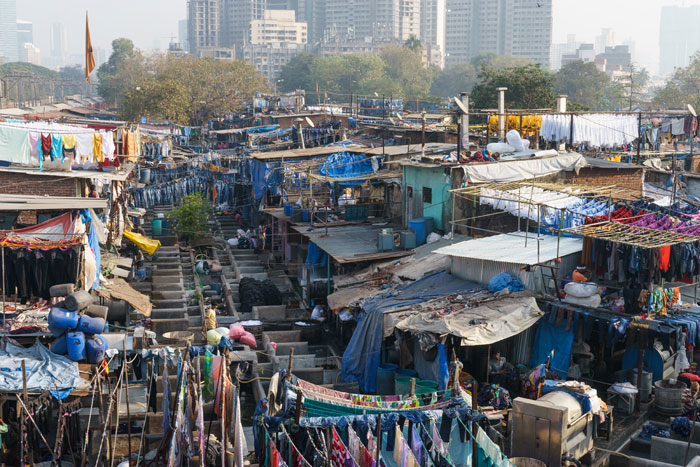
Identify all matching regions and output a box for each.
[92,132,103,162]
[76,133,94,163]
[101,130,116,159]
[51,134,63,162]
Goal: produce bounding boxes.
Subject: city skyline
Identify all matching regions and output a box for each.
[5,0,700,75]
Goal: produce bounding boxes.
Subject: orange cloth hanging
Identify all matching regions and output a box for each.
[659,246,671,272]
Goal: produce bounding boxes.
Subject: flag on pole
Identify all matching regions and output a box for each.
[85,11,96,83]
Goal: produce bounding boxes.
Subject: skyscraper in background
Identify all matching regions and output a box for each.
[50,22,67,67]
[594,28,614,54]
[219,0,266,53]
[16,20,32,57]
[187,0,220,55]
[178,19,189,51]
[445,0,551,68]
[0,0,18,63]
[659,5,700,76]
[420,0,446,68]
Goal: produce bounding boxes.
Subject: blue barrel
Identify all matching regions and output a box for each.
[77,315,106,334]
[161,219,170,235]
[284,203,292,216]
[49,324,66,337]
[408,217,435,246]
[66,332,86,361]
[48,308,79,331]
[377,363,398,395]
[52,335,67,355]
[152,219,163,236]
[86,335,108,364]
[302,209,310,222]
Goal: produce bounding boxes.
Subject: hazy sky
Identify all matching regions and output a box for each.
[15,0,700,75]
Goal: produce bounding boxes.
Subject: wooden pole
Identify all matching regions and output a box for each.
[409,378,415,397]
[287,347,294,381]
[636,327,644,413]
[20,360,26,466]
[123,338,132,461]
[375,414,382,463]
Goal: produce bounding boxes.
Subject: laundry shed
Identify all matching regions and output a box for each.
[433,232,583,293]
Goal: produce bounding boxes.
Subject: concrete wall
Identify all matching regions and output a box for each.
[402,164,452,230]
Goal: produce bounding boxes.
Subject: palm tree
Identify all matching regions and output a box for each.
[404,35,422,52]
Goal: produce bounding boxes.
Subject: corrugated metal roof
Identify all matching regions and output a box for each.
[433,232,582,265]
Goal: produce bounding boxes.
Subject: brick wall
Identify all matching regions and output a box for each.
[565,168,645,192]
[0,172,78,197]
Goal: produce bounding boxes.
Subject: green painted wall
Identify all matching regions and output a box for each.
[402,165,452,230]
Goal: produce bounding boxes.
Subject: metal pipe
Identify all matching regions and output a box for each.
[460,92,469,149]
[497,87,507,140]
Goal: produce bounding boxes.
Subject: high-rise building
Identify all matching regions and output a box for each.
[324,0,399,42]
[659,5,700,76]
[444,0,473,67]
[219,0,266,53]
[249,10,307,45]
[444,0,551,68]
[16,19,32,60]
[595,45,631,75]
[594,28,614,55]
[187,0,220,55]
[503,0,551,68]
[420,0,445,68]
[398,0,420,41]
[0,0,18,63]
[20,43,40,66]
[50,23,67,67]
[178,19,189,52]
[550,34,578,70]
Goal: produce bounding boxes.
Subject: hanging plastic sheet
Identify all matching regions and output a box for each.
[529,316,575,378]
[341,272,480,393]
[0,342,84,393]
[318,152,375,187]
[123,230,162,255]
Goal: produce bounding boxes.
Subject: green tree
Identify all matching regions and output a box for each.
[168,193,213,243]
[554,61,610,110]
[404,35,422,52]
[116,54,270,124]
[471,63,555,110]
[97,38,142,106]
[430,63,478,97]
[653,51,700,109]
[470,54,533,71]
[380,45,435,99]
[278,52,317,94]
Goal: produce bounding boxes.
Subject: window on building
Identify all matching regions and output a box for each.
[422,187,432,204]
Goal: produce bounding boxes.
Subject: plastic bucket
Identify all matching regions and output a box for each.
[52,335,68,355]
[66,332,86,361]
[416,379,439,390]
[86,335,108,364]
[77,315,106,334]
[395,376,415,395]
[152,219,163,236]
[48,308,79,331]
[377,363,398,395]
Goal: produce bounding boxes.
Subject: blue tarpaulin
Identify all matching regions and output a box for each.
[305,242,327,267]
[318,151,375,187]
[529,317,574,378]
[341,272,481,393]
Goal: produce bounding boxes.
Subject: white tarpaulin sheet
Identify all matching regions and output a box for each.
[394,294,543,346]
[0,342,85,392]
[461,153,587,183]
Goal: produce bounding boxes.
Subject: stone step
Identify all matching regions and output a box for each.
[151,318,189,335]
[151,309,186,319]
[153,299,186,309]
[148,281,183,291]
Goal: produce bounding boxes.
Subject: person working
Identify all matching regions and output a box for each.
[683,380,700,416]
[572,265,591,283]
[489,350,507,374]
[205,302,219,331]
